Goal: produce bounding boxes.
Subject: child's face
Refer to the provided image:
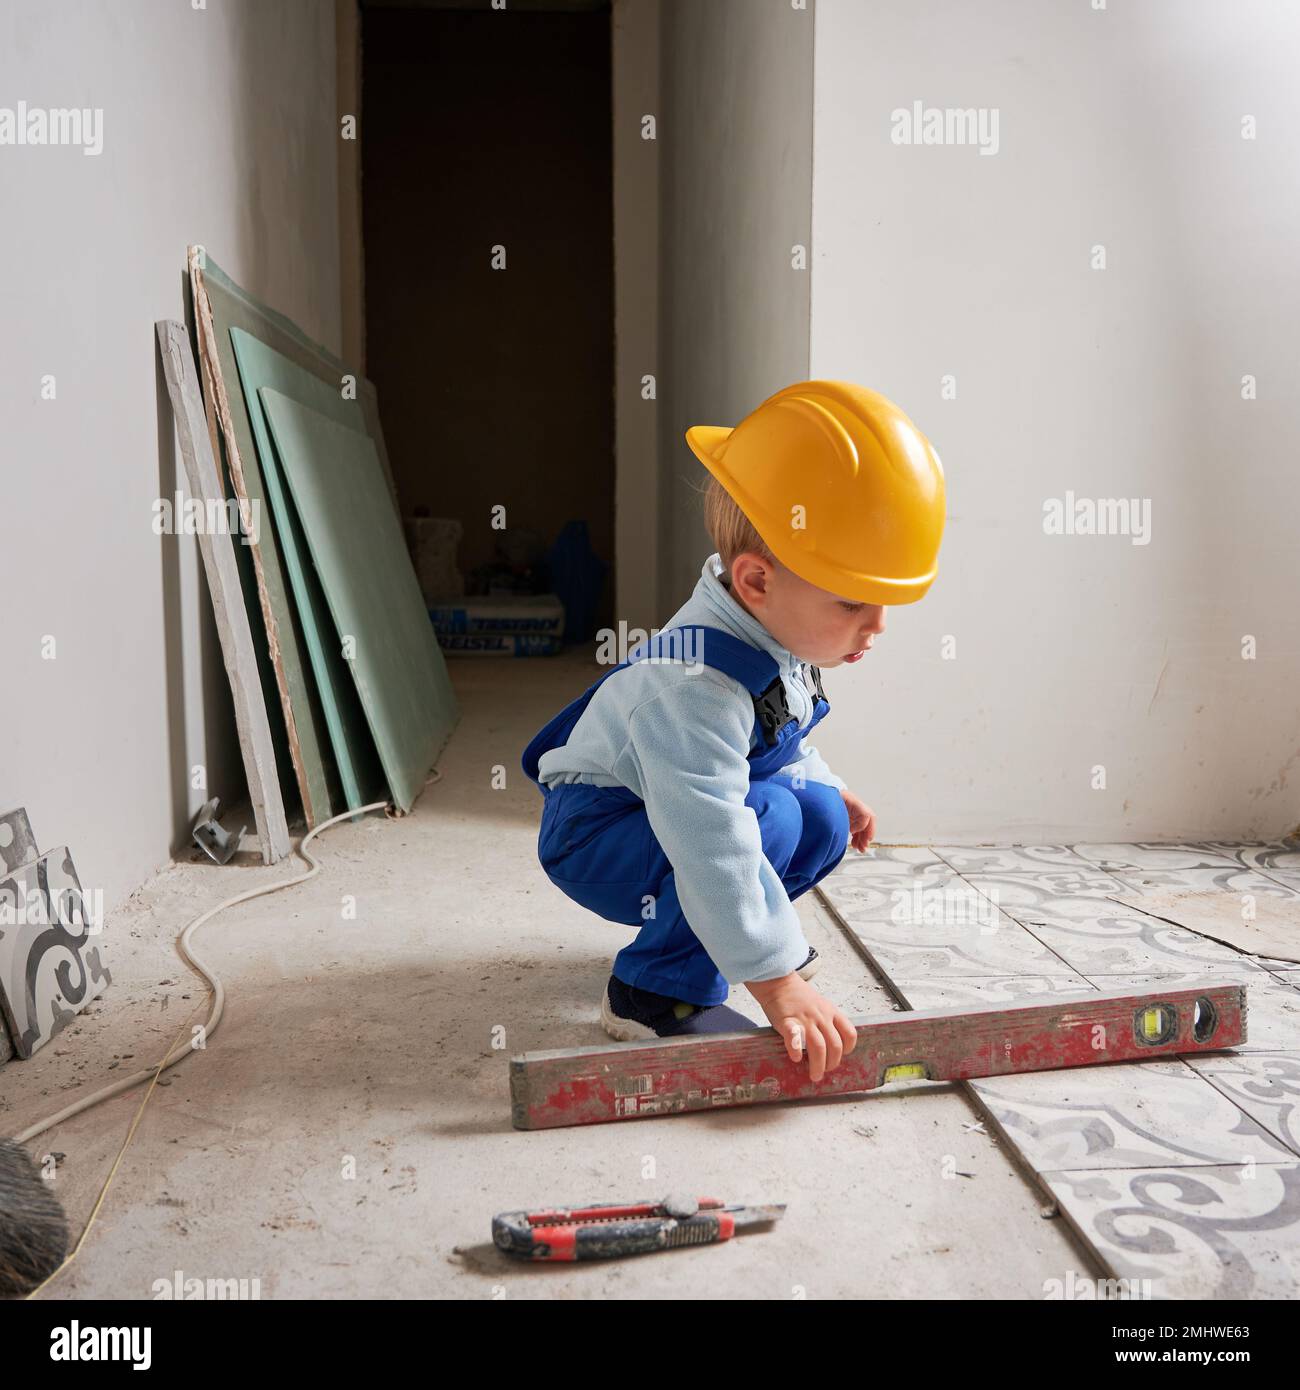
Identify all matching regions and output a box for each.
[725,551,886,667]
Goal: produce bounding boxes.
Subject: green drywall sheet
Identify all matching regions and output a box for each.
[259,390,457,812]
[202,256,401,511]
[230,328,387,812]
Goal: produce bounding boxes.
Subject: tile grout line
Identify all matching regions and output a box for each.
[813,874,1128,1285]
[1184,1062,1300,1162]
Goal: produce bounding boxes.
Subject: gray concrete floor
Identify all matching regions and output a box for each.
[4,645,1093,1299]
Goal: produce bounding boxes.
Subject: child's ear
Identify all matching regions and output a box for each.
[736,552,774,597]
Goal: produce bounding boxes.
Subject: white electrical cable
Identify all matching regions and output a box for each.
[13,789,418,1146]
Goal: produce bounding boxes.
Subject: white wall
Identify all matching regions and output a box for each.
[612,0,661,635]
[0,0,339,912]
[656,0,815,615]
[811,0,1300,842]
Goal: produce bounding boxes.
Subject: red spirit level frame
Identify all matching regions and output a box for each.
[509,982,1246,1130]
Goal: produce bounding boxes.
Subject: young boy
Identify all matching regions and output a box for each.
[521,381,945,1081]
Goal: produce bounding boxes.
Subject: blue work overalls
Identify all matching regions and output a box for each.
[521,625,850,1005]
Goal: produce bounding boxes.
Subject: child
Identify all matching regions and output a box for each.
[521,381,945,1081]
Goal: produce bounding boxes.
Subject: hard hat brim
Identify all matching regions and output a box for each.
[686,424,732,463]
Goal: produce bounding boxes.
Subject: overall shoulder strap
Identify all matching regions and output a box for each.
[627,625,794,747]
[520,657,629,784]
[626,624,773,691]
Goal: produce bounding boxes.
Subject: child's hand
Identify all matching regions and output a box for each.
[840,789,876,852]
[744,974,858,1082]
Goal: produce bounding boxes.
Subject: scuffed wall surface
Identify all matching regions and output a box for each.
[810,0,1300,841]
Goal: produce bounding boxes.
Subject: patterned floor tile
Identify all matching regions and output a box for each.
[826,908,1077,980]
[1185,1053,1300,1157]
[832,845,945,877]
[931,845,1091,874]
[887,975,1095,1010]
[1110,865,1300,899]
[1197,842,1300,878]
[1107,887,1300,972]
[963,877,1271,978]
[971,1059,1294,1170]
[1041,1163,1300,1298]
[1071,843,1242,873]
[821,842,1300,1297]
[960,868,1132,911]
[820,864,984,924]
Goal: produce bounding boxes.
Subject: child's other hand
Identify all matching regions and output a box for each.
[744,974,858,1082]
[840,789,876,852]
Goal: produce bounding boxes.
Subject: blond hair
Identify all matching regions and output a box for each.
[700,474,776,575]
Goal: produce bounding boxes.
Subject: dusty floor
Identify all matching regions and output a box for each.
[3,645,1092,1299]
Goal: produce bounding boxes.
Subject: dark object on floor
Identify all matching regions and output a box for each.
[0,1138,69,1298]
[546,520,607,643]
[467,528,550,597]
[493,1195,785,1262]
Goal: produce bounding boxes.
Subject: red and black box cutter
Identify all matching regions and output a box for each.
[492,1195,785,1261]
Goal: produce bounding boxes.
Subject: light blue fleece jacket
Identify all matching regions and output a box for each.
[536,552,848,985]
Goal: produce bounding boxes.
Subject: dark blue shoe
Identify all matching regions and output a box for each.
[600,974,760,1040]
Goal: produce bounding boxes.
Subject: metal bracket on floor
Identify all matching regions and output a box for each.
[192,798,246,865]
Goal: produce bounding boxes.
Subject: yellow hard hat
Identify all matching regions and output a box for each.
[686,380,946,605]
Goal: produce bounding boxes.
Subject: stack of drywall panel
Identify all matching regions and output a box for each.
[163,249,460,845]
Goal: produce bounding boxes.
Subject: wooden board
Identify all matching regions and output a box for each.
[156,320,291,863]
[509,982,1248,1130]
[187,248,412,827]
[230,329,386,812]
[1112,889,1300,964]
[188,250,327,826]
[258,391,457,812]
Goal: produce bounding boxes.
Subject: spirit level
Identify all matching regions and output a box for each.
[509,982,1246,1130]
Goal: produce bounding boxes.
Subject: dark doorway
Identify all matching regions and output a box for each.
[361,1,615,635]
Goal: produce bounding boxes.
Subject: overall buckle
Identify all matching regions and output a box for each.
[754,677,795,746]
[805,663,827,704]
